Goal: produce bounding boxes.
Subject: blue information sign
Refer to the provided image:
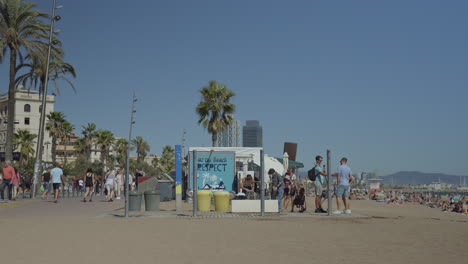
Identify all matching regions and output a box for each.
[189,151,236,191]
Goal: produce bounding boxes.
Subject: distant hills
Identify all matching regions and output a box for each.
[381,171,468,185]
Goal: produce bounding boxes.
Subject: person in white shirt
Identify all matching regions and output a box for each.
[105,169,115,202]
[114,169,122,199]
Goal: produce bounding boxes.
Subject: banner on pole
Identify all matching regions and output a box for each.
[189,151,236,191]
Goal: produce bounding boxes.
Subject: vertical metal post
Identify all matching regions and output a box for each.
[32,0,58,199]
[192,150,198,217]
[260,149,265,216]
[125,93,137,218]
[175,145,182,212]
[327,149,331,216]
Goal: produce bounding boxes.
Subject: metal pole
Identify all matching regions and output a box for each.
[175,145,182,212]
[260,149,265,216]
[32,0,58,199]
[124,93,137,218]
[327,149,331,216]
[192,150,197,217]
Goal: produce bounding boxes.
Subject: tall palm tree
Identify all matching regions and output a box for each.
[196,80,236,147]
[45,111,65,163]
[81,123,96,161]
[13,129,37,166]
[95,129,114,170]
[114,138,131,169]
[153,145,175,173]
[131,136,150,163]
[0,0,49,161]
[59,121,74,165]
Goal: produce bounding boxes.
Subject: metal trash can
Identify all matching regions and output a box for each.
[214,191,230,212]
[144,190,160,211]
[129,191,142,211]
[157,180,173,201]
[197,190,212,212]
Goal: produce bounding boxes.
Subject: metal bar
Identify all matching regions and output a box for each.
[32,0,58,199]
[124,92,136,218]
[260,149,265,216]
[192,150,197,217]
[175,145,182,212]
[327,149,331,216]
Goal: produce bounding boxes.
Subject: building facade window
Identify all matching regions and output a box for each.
[24,117,30,125]
[24,104,31,112]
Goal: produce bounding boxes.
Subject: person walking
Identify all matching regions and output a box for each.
[83,168,95,202]
[41,167,51,199]
[1,160,15,202]
[268,168,284,212]
[332,157,354,214]
[50,163,64,203]
[11,167,20,201]
[313,155,328,213]
[114,169,122,200]
[105,169,115,202]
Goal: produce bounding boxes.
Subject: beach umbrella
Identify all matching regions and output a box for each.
[283,152,289,175]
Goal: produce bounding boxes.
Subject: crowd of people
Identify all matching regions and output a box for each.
[0,160,34,202]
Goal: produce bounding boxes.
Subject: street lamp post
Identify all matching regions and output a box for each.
[32,0,62,199]
[125,93,137,218]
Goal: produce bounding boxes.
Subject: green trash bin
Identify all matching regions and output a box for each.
[214,191,230,212]
[144,190,160,211]
[197,190,212,212]
[129,191,142,211]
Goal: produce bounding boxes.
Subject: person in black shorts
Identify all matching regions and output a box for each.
[83,168,95,202]
[41,168,51,199]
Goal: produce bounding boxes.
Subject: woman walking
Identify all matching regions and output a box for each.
[105,169,115,202]
[11,167,20,201]
[83,168,95,202]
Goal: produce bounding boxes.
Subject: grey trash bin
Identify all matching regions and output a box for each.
[144,190,160,211]
[157,180,173,201]
[129,191,142,211]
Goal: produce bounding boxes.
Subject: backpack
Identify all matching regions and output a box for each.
[308,165,318,181]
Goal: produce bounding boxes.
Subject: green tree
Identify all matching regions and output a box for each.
[13,129,37,166]
[45,111,65,163]
[152,145,175,174]
[95,129,114,169]
[131,136,150,163]
[59,121,74,165]
[0,0,49,161]
[196,80,235,147]
[80,123,96,161]
[114,138,131,169]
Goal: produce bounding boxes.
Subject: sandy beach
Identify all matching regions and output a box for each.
[1,197,467,264]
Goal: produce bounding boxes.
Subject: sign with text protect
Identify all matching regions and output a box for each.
[189,151,236,191]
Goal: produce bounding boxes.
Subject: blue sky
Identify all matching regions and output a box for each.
[2,0,467,176]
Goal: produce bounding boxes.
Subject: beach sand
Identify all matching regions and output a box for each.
[0,197,466,264]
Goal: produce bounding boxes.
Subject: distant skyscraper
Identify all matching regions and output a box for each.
[216,119,241,147]
[242,120,263,147]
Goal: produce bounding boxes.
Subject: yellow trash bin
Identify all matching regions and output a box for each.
[214,191,230,212]
[197,190,212,212]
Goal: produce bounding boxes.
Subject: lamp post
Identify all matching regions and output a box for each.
[32,0,62,199]
[125,92,137,218]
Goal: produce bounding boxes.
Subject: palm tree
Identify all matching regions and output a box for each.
[95,129,114,170]
[0,0,49,161]
[60,121,74,165]
[13,129,37,166]
[81,123,96,161]
[45,111,65,163]
[131,136,150,163]
[114,138,131,169]
[196,80,236,147]
[153,145,175,173]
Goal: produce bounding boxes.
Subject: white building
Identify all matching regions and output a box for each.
[216,119,241,147]
[0,87,55,162]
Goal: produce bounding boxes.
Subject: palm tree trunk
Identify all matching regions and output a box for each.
[51,136,57,163]
[212,133,217,147]
[5,48,17,161]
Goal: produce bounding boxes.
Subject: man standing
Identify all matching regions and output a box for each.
[314,156,328,213]
[41,167,51,199]
[268,168,284,212]
[115,169,122,199]
[1,160,14,202]
[332,158,354,214]
[50,163,64,203]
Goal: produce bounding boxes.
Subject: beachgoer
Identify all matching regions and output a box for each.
[286,169,297,212]
[282,172,292,211]
[292,183,306,213]
[1,160,14,202]
[331,157,354,214]
[313,156,328,213]
[83,168,95,202]
[41,167,51,199]
[50,163,64,203]
[115,169,122,199]
[11,167,20,201]
[241,174,255,199]
[105,169,115,202]
[269,168,284,212]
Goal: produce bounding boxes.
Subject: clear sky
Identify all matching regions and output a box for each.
[2,0,467,176]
